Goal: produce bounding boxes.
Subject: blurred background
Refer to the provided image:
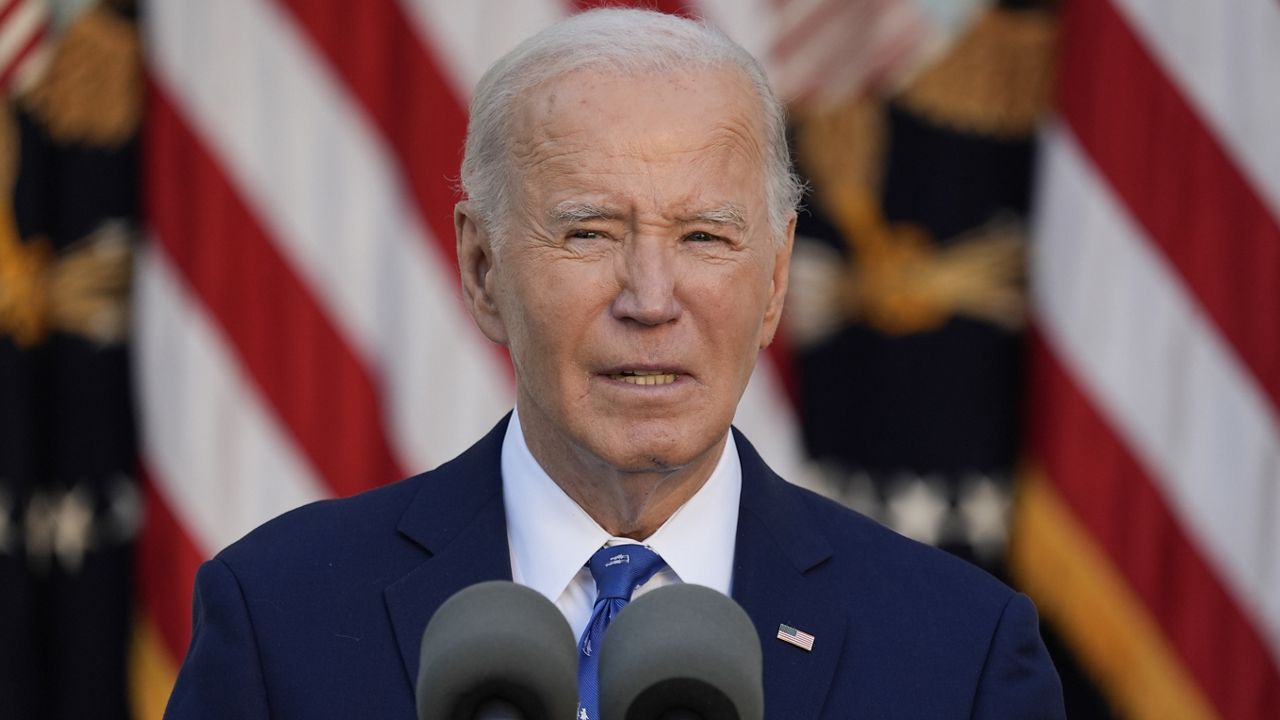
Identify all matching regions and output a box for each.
[0,0,1275,717]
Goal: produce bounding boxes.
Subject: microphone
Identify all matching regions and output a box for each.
[599,584,763,720]
[416,581,578,720]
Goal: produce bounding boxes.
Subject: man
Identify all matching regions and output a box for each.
[166,9,1064,719]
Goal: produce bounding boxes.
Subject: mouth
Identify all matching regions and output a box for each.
[607,369,681,386]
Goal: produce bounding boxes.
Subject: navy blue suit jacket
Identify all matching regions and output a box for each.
[166,416,1064,718]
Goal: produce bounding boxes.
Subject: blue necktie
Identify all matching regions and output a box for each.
[576,544,666,720]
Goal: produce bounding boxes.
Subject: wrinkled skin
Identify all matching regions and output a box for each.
[456,67,794,538]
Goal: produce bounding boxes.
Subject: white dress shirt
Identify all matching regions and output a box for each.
[502,407,742,642]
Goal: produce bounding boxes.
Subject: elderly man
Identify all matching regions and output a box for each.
[166,9,1063,719]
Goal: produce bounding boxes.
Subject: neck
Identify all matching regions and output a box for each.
[517,414,727,540]
[559,446,724,540]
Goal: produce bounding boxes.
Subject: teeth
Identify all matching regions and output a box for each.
[613,371,678,386]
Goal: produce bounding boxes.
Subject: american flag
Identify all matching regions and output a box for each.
[1011,0,1280,717]
[0,0,49,93]
[777,623,816,652]
[133,0,901,713]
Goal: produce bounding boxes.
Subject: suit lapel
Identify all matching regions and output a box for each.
[731,430,848,720]
[384,417,514,689]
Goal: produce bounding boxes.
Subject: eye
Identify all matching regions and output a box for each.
[568,229,602,240]
[685,231,719,243]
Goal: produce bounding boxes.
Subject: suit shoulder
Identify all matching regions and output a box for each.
[215,418,510,569]
[778,483,1062,717]
[214,472,428,573]
[210,418,510,590]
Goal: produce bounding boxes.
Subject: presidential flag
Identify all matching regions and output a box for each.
[785,0,1051,572]
[0,1,139,717]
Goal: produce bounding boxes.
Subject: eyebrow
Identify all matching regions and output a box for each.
[549,201,750,232]
[548,201,622,225]
[684,204,748,232]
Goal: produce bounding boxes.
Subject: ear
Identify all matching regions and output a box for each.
[758,213,796,349]
[455,201,509,345]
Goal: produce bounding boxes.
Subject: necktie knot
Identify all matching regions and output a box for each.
[588,544,665,602]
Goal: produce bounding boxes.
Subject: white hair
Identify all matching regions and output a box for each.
[459,8,803,248]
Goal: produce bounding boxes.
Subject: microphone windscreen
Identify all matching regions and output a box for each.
[599,584,763,720]
[417,581,578,720]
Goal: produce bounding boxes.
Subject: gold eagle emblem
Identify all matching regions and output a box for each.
[789,7,1056,339]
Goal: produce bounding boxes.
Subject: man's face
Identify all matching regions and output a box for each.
[460,67,793,477]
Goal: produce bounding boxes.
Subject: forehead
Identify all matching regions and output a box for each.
[507,67,768,210]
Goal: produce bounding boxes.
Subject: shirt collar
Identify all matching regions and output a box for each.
[502,407,741,602]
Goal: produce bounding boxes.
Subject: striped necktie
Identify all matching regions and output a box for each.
[576,544,666,720]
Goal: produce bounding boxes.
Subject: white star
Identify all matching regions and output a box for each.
[104,474,141,543]
[958,475,1011,562]
[51,486,96,573]
[840,469,883,522]
[886,476,951,546]
[795,462,854,504]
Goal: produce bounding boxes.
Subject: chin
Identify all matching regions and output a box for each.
[588,420,719,474]
[591,443,683,474]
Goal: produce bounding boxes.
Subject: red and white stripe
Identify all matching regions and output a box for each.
[1029,0,1280,714]
[0,0,49,93]
[765,0,931,106]
[137,0,911,707]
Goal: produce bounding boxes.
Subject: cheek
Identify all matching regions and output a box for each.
[504,289,560,367]
[694,268,772,350]
[502,264,602,377]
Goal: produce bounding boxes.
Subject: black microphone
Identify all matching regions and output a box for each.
[416,581,578,720]
[598,584,763,720]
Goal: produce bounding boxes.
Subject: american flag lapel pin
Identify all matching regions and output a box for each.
[776,623,815,652]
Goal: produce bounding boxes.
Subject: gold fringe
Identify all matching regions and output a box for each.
[129,616,178,720]
[897,8,1057,139]
[23,4,141,146]
[1010,467,1220,720]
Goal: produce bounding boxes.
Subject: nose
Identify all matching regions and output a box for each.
[610,239,682,326]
